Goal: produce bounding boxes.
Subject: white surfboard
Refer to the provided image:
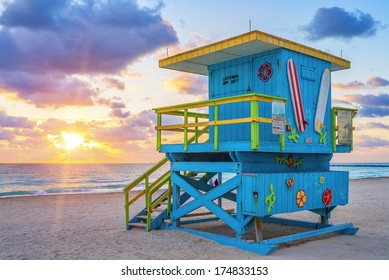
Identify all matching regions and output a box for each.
[314,68,331,133]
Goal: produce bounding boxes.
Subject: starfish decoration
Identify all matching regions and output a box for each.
[287,128,299,143]
[319,130,327,145]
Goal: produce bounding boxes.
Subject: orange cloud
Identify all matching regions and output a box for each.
[165,74,207,96]
[333,81,364,90]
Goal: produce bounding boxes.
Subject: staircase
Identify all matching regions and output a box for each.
[124,157,171,231]
[124,127,209,231]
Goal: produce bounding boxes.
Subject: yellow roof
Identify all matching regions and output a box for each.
[159,30,350,75]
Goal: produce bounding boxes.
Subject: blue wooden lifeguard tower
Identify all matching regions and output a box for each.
[124,30,359,255]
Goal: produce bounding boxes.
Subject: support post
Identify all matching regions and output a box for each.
[145,175,151,231]
[156,113,162,151]
[124,190,129,230]
[195,114,199,143]
[172,176,181,228]
[250,100,259,150]
[184,109,188,151]
[254,216,263,243]
[167,179,172,217]
[214,105,219,150]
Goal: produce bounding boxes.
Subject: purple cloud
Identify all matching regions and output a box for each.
[366,76,389,87]
[343,93,389,117]
[357,135,389,148]
[102,77,125,90]
[0,128,14,140]
[365,122,389,130]
[304,7,380,41]
[95,110,155,142]
[1,72,98,108]
[97,97,130,118]
[0,0,178,107]
[0,110,35,128]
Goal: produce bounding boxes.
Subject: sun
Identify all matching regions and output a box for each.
[61,132,84,150]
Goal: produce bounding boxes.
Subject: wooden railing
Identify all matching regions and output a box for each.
[123,157,168,229]
[124,127,209,230]
[154,93,287,151]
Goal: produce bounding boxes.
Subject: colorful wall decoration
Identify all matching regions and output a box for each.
[296,189,307,207]
[264,183,276,213]
[322,188,332,207]
[257,62,273,82]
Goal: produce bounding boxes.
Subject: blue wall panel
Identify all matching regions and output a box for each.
[208,48,333,154]
[241,171,348,216]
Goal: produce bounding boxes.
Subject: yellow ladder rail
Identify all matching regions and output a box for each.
[124,126,209,229]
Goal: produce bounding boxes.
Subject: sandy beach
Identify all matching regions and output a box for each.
[0,177,388,260]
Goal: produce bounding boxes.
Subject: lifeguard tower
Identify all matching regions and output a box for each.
[124,30,358,255]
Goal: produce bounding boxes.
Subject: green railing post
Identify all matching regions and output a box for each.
[184,109,188,151]
[124,190,129,229]
[157,113,162,151]
[250,100,259,150]
[214,105,219,150]
[144,175,151,231]
[280,133,285,151]
[195,114,199,143]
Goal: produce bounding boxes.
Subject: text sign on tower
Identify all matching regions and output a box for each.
[272,100,285,135]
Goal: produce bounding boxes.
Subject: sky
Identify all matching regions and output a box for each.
[0,0,388,163]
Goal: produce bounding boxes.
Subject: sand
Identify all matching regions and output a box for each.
[0,177,388,260]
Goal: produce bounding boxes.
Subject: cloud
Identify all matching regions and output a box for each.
[0,109,36,128]
[102,77,125,90]
[356,135,389,148]
[165,74,208,96]
[365,122,389,130]
[97,97,130,118]
[333,80,364,90]
[342,93,389,117]
[1,72,98,108]
[110,108,130,118]
[303,7,380,41]
[0,0,178,107]
[366,76,389,87]
[95,110,155,142]
[333,76,389,90]
[39,118,92,136]
[0,128,13,140]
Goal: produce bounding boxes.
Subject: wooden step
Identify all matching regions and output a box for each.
[153,207,167,212]
[128,222,147,228]
[136,215,158,220]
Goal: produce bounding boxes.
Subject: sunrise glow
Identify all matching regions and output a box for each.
[0,1,387,163]
[61,132,84,150]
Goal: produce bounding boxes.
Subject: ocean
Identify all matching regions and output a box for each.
[0,162,388,198]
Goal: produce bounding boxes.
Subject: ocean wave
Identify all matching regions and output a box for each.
[89,179,129,183]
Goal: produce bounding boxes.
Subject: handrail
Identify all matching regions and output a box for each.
[145,170,171,231]
[154,93,287,151]
[154,93,285,113]
[124,125,209,229]
[123,157,168,193]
